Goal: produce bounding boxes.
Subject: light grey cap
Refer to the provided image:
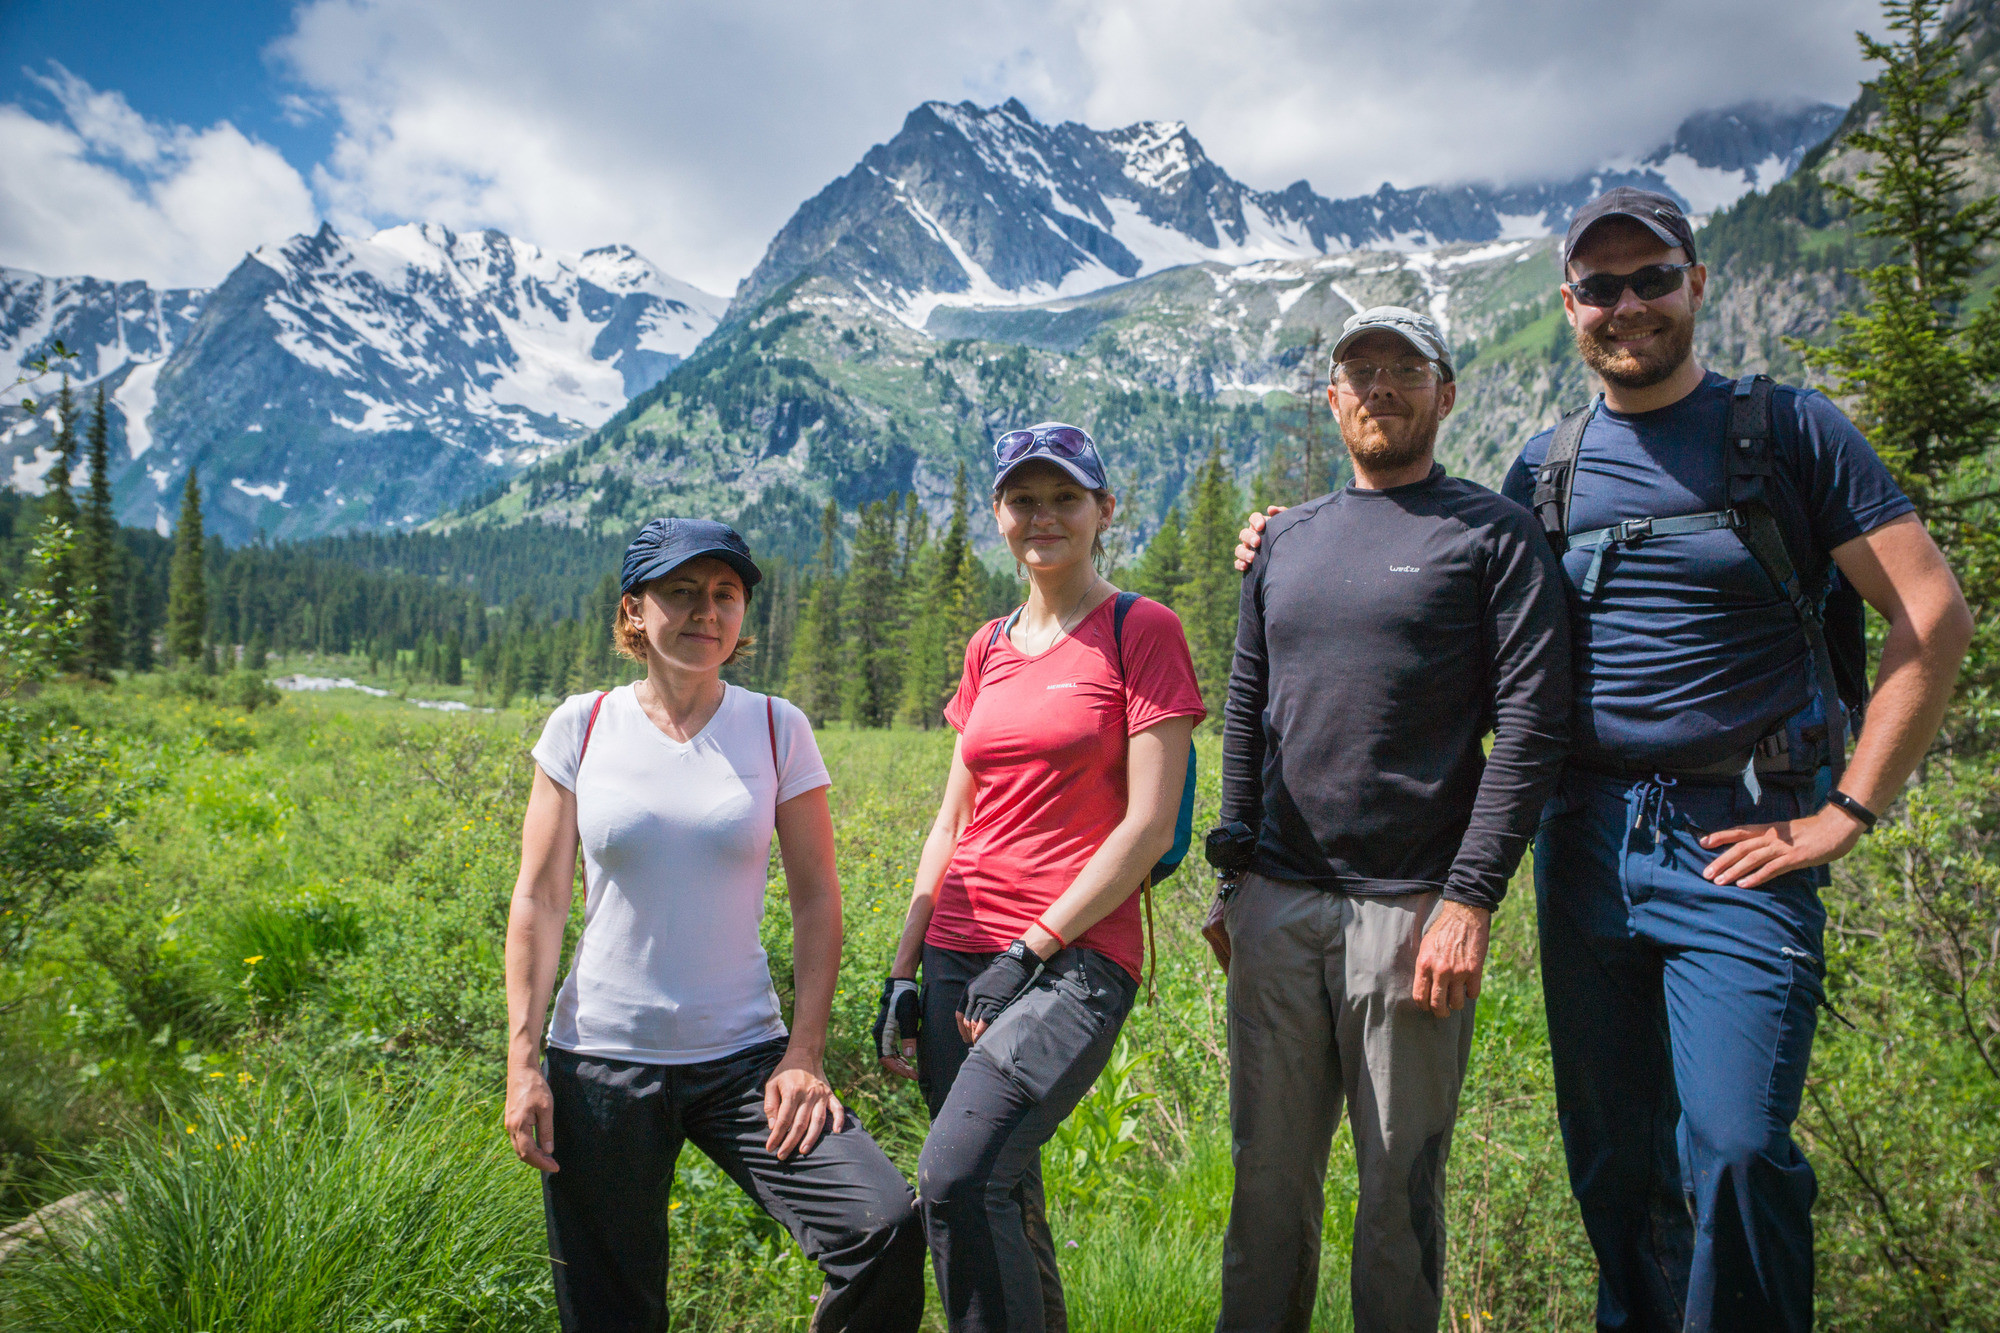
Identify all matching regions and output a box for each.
[1331,305,1454,382]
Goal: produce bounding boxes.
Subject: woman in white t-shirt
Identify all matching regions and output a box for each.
[503,517,923,1333]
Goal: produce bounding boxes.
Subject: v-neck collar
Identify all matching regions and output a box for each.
[623,681,734,751]
[1001,593,1115,662]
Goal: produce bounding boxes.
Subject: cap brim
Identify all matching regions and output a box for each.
[625,546,764,592]
[993,453,1105,492]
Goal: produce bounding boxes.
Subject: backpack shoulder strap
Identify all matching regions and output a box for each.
[1722,374,1850,780]
[1533,400,1597,554]
[577,690,608,766]
[974,606,1025,681]
[1110,590,1141,680]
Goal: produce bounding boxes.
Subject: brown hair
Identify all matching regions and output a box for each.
[615,582,755,666]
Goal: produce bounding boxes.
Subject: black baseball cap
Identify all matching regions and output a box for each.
[992,422,1110,493]
[1563,187,1697,268]
[620,517,763,595]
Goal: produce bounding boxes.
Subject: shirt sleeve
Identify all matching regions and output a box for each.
[1500,444,1541,512]
[530,691,598,792]
[1789,388,1915,552]
[1219,547,1270,832]
[771,697,832,804]
[1118,599,1207,734]
[943,620,1000,733]
[1442,507,1573,911]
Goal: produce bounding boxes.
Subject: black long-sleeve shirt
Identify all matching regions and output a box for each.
[1221,465,1572,911]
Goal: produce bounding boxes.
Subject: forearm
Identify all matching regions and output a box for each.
[891,820,956,976]
[785,883,843,1062]
[1030,814,1174,953]
[1840,610,1965,812]
[1220,574,1270,828]
[503,883,570,1068]
[1445,710,1568,909]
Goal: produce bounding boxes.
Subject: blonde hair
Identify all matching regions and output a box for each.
[615,583,755,666]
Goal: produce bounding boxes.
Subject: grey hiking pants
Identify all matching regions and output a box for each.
[1217,874,1475,1333]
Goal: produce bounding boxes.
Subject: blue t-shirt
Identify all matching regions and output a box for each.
[1501,371,1912,770]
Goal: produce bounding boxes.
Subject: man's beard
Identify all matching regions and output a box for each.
[1573,306,1696,389]
[1343,400,1442,473]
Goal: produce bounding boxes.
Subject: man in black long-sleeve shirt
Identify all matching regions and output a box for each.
[1215,306,1571,1333]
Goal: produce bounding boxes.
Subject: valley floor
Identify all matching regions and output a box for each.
[0,682,1989,1330]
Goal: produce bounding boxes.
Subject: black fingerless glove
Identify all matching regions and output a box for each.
[873,977,921,1060]
[958,940,1042,1027]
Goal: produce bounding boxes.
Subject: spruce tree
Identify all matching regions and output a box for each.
[841,498,902,726]
[1796,0,2000,704]
[77,385,120,678]
[39,379,81,671]
[1130,507,1188,606]
[786,500,847,726]
[1179,444,1245,710]
[165,469,208,666]
[899,464,976,728]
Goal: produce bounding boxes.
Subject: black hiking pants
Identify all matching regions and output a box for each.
[916,943,1137,1333]
[541,1037,924,1333]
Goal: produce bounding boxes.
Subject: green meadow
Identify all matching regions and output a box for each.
[0,676,1991,1330]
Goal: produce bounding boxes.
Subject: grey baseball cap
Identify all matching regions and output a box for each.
[1330,305,1454,382]
[1563,187,1697,267]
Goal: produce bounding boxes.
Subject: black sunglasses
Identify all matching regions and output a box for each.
[995,426,1095,461]
[1564,262,1694,308]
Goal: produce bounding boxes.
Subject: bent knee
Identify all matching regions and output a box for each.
[1692,1121,1802,1177]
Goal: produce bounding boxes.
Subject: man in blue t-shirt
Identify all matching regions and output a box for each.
[1236,189,1971,1332]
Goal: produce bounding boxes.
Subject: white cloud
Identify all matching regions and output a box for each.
[276,0,1877,298]
[0,64,319,287]
[0,2,1883,294]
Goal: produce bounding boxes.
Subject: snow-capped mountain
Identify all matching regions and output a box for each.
[0,270,209,392]
[734,98,1845,327]
[1,223,723,542]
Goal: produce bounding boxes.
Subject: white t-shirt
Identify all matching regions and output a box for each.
[531,683,831,1064]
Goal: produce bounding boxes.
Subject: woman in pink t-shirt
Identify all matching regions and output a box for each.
[872,423,1205,1332]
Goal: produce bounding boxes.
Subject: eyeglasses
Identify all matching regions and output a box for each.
[995,425,1095,461]
[1564,262,1694,308]
[1333,359,1439,390]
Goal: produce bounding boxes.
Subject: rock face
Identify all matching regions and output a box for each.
[732,98,1847,327]
[2,224,721,543]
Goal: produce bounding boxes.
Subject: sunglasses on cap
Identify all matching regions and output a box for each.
[995,425,1095,461]
[1564,262,1695,309]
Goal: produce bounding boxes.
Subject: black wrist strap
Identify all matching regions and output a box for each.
[1827,789,1878,831]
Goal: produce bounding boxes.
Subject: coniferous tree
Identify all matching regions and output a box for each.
[841,498,903,726]
[1129,507,1188,607]
[900,465,976,728]
[39,379,81,671]
[1795,0,2000,707]
[77,385,120,677]
[787,500,846,726]
[165,470,208,666]
[1179,443,1245,711]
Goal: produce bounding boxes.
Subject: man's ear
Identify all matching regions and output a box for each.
[1437,379,1457,420]
[1687,262,1708,314]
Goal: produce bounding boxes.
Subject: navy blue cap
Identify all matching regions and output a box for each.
[1563,187,1697,267]
[620,518,763,595]
[992,422,1109,494]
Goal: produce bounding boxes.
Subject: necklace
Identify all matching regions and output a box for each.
[1031,575,1106,652]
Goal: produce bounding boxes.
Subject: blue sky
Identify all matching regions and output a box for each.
[0,0,1879,293]
[0,0,330,169]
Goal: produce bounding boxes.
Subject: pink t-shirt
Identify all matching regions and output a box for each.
[934,594,1206,980]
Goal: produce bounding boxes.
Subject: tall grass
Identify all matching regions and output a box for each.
[0,1071,551,1332]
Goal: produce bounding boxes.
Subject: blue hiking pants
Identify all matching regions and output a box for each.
[1534,767,1826,1333]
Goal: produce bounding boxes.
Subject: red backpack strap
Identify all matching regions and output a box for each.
[578,691,607,767]
[766,695,778,772]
